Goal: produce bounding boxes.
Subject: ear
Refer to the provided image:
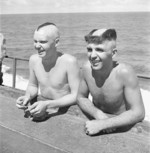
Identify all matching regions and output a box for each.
[55,38,59,47]
[112,48,117,59]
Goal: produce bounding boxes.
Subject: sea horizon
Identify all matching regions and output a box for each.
[1,11,149,15]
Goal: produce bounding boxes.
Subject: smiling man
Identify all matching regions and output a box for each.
[16,22,80,120]
[77,28,145,135]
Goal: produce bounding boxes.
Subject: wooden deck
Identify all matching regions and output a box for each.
[0,86,150,153]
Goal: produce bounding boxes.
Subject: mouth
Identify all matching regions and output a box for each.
[90,60,101,66]
[38,50,45,55]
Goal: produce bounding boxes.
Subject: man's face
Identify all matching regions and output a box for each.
[33,28,55,58]
[86,41,113,70]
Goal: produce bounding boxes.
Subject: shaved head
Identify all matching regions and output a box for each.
[85,28,117,44]
[92,29,107,36]
[36,22,60,40]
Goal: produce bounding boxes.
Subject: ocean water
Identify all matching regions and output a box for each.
[1,12,150,80]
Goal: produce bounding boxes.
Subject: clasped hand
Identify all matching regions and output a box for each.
[16,96,48,118]
[85,120,116,136]
[26,101,48,118]
[16,95,30,109]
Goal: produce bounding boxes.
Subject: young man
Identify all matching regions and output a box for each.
[16,22,80,120]
[0,33,7,85]
[77,28,145,135]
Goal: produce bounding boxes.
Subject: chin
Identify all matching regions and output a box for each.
[38,53,46,58]
[91,63,103,70]
[92,66,101,70]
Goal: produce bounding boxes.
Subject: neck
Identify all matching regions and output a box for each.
[42,51,63,72]
[44,49,57,61]
[42,50,58,72]
[93,61,114,79]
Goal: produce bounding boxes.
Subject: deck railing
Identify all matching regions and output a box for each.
[4,56,150,89]
[5,56,29,88]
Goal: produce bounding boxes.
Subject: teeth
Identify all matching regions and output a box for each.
[91,60,100,66]
[38,50,44,53]
[92,60,99,63]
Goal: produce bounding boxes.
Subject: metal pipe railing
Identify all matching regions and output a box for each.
[3,56,150,88]
[12,58,17,88]
[5,56,29,88]
[137,75,150,80]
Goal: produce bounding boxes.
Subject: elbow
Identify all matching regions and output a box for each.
[71,93,78,105]
[138,104,145,121]
[139,110,145,122]
[134,108,145,123]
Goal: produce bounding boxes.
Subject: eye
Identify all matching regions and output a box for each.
[40,41,47,44]
[34,40,37,43]
[95,48,103,52]
[87,47,92,52]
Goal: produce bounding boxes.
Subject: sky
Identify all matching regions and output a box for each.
[0,0,150,14]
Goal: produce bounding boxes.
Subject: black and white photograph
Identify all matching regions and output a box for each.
[0,0,150,153]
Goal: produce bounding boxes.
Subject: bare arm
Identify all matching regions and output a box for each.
[85,65,145,135]
[77,68,108,120]
[25,55,39,100]
[95,65,145,130]
[46,57,80,108]
[16,55,38,108]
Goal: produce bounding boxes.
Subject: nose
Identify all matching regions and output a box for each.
[35,42,41,49]
[90,50,97,60]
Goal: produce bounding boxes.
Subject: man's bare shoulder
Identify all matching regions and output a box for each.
[81,61,92,79]
[82,61,91,72]
[60,53,78,64]
[116,63,135,76]
[29,54,39,62]
[115,63,138,86]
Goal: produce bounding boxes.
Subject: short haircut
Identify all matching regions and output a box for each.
[37,22,56,31]
[85,29,117,44]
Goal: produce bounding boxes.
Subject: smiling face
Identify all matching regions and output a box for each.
[33,25,59,58]
[87,40,115,70]
[85,28,117,71]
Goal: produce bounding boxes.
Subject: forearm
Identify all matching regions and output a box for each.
[25,84,38,100]
[101,109,144,130]
[78,97,108,119]
[46,93,77,109]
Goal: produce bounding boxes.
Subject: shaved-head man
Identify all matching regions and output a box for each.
[16,22,80,120]
[77,28,145,135]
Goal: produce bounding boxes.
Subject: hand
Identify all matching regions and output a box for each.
[27,101,48,118]
[85,120,116,136]
[85,120,104,136]
[16,96,30,109]
[94,112,116,133]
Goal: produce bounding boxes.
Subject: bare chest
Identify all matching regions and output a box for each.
[86,74,124,113]
[34,63,68,89]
